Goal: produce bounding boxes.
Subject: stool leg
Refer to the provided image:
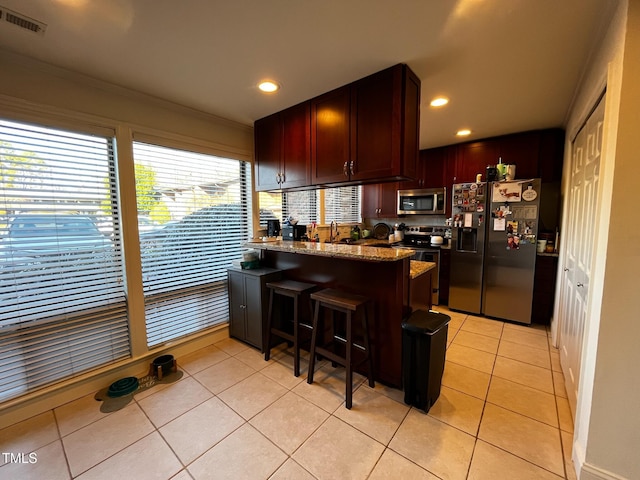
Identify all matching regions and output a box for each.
[293,294,300,377]
[362,303,375,388]
[307,300,321,385]
[264,288,275,361]
[345,310,353,409]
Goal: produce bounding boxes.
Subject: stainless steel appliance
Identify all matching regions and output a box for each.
[394,226,445,305]
[449,179,542,324]
[282,224,306,241]
[449,182,488,314]
[482,179,541,324]
[397,188,446,215]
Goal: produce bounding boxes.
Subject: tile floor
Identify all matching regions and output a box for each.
[0,307,576,479]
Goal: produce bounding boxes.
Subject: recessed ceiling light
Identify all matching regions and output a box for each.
[456,129,472,136]
[258,81,280,93]
[430,97,449,107]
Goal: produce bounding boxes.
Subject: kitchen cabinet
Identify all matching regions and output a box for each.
[420,128,565,222]
[362,182,399,218]
[228,267,282,349]
[438,247,451,305]
[310,63,420,187]
[532,254,558,325]
[255,101,310,191]
[310,85,351,184]
[454,139,500,184]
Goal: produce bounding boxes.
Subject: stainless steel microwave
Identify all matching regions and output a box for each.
[397,188,446,215]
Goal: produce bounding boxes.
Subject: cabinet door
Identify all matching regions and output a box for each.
[538,128,565,183]
[499,131,540,180]
[361,184,381,218]
[281,102,311,189]
[243,275,264,348]
[311,86,351,184]
[351,67,397,181]
[420,147,446,188]
[228,270,246,340]
[379,182,399,217]
[439,248,451,305]
[455,140,500,184]
[255,113,282,191]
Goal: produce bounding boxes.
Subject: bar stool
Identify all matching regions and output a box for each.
[307,288,375,409]
[264,279,317,377]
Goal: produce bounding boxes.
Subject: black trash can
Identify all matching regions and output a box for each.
[402,309,450,412]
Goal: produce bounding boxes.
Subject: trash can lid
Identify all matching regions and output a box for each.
[402,309,450,334]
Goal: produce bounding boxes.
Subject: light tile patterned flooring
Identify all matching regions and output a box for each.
[0,307,576,479]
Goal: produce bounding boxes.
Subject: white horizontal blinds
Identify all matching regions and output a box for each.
[133,142,252,347]
[324,185,362,223]
[282,190,318,225]
[0,119,129,402]
[258,191,282,227]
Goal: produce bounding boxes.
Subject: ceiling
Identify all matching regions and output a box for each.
[0,0,616,149]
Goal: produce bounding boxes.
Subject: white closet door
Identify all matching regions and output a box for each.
[559,94,605,417]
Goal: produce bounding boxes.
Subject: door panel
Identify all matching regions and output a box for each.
[558,94,604,418]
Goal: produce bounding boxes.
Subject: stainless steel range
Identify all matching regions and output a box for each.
[393,226,447,305]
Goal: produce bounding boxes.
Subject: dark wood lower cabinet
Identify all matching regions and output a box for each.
[228,267,282,350]
[438,248,451,306]
[532,254,559,325]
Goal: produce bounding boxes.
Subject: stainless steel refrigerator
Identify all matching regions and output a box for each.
[449,182,488,315]
[482,179,541,324]
[449,179,541,324]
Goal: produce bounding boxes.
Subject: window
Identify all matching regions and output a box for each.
[133,142,252,347]
[259,186,361,227]
[0,119,128,402]
[283,190,318,225]
[324,186,362,224]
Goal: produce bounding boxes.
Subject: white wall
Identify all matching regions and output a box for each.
[561,1,640,478]
[0,49,253,158]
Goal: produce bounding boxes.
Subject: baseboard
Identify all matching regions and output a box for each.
[580,462,631,480]
[0,324,229,430]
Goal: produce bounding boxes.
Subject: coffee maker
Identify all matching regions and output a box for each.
[266,219,280,237]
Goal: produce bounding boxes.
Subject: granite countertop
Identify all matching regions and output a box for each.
[245,240,414,262]
[410,260,436,279]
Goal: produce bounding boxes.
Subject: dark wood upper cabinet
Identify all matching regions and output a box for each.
[309,86,352,184]
[454,139,500,184]
[362,182,400,219]
[255,101,310,192]
[416,128,565,224]
[251,63,420,190]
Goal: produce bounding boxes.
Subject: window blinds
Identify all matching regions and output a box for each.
[324,186,362,224]
[0,119,129,402]
[133,142,252,347]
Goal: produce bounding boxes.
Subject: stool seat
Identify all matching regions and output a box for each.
[267,279,317,295]
[307,288,374,409]
[264,279,316,377]
[310,288,369,311]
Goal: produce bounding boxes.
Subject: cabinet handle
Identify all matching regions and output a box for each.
[349,160,355,177]
[276,173,281,184]
[240,304,246,309]
[563,268,569,272]
[280,172,285,184]
[343,161,349,177]
[577,283,584,287]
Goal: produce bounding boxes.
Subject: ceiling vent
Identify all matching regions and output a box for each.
[0,5,47,35]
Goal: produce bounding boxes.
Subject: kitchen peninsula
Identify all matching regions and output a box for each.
[244,240,435,387]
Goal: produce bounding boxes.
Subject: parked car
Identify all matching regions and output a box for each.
[0,213,115,272]
[138,204,278,288]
